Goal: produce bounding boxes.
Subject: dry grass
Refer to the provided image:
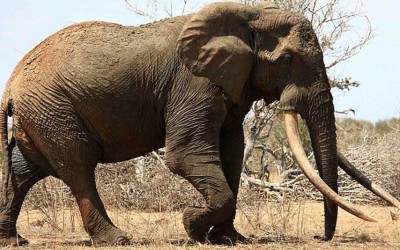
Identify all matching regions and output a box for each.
[15,201,400,249]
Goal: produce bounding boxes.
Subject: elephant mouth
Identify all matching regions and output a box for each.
[283,111,400,221]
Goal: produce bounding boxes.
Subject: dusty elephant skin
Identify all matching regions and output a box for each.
[0,2,398,247]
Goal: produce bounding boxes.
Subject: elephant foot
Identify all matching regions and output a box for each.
[91,227,132,246]
[0,234,29,247]
[207,223,249,245]
[183,206,212,242]
[313,235,333,241]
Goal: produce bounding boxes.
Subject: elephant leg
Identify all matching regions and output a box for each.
[164,85,236,243]
[66,176,131,245]
[51,153,131,245]
[207,122,248,244]
[24,111,131,246]
[0,146,48,247]
[168,152,235,243]
[50,149,130,245]
[165,119,235,241]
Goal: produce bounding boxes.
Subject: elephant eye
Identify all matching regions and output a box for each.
[281,54,292,65]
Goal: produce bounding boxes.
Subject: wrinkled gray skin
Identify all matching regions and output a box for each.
[0,3,338,246]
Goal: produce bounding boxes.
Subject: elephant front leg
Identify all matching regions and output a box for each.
[167,153,236,243]
[207,122,248,244]
[164,88,237,243]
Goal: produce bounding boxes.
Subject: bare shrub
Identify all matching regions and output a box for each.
[25,153,201,213]
[24,177,79,233]
[338,120,400,203]
[23,152,202,232]
[240,117,400,205]
[95,153,202,212]
[237,186,309,240]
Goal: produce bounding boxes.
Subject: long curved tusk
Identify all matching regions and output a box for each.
[338,152,400,209]
[284,111,377,222]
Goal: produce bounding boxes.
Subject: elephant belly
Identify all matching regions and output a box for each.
[64,85,167,163]
[88,112,166,163]
[100,134,165,163]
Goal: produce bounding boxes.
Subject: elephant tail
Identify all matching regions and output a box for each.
[0,99,14,205]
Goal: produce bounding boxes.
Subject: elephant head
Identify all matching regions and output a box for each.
[177,2,399,240]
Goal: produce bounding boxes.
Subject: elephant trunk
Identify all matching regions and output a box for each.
[283,86,376,240]
[305,87,338,240]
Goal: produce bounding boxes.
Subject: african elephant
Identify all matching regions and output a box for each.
[0,2,398,246]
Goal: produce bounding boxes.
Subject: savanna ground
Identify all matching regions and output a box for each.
[14,202,400,249]
[7,118,400,249]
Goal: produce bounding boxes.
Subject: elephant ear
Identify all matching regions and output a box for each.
[176,3,254,103]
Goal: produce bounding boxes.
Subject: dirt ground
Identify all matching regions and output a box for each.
[12,201,400,249]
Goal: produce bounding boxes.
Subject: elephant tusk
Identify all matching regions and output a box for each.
[284,111,377,222]
[338,152,400,210]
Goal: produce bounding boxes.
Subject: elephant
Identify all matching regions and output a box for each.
[0,1,399,246]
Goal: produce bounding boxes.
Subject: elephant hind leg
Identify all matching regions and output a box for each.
[67,176,131,245]
[19,107,131,245]
[0,146,48,247]
[46,146,131,245]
